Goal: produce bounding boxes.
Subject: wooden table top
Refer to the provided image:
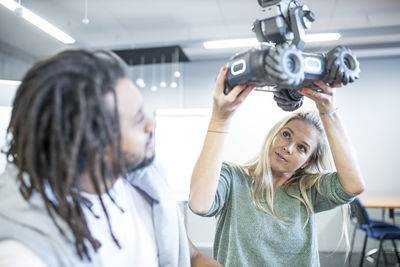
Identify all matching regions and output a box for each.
[358,195,400,209]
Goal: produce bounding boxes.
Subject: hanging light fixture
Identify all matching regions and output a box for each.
[136,55,146,88]
[151,57,158,92]
[170,80,177,88]
[129,59,135,82]
[82,0,90,24]
[159,54,167,88]
[173,47,181,78]
[170,49,177,88]
[170,59,177,88]
[14,0,23,17]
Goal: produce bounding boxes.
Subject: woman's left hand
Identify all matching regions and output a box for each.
[298,81,365,194]
[297,81,342,113]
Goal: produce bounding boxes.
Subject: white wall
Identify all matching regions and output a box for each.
[0,41,35,81]
[0,41,33,172]
[0,83,18,173]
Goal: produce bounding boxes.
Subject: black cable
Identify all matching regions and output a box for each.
[279,0,299,33]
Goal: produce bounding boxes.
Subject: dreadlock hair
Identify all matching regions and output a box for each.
[5,49,128,260]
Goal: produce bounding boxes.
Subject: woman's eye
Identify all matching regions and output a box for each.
[298,145,307,153]
[282,131,290,138]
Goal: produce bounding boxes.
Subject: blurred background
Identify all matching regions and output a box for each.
[1,0,400,265]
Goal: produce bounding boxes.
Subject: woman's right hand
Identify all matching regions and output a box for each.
[189,66,254,215]
[211,66,254,125]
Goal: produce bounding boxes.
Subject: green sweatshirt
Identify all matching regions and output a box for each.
[200,162,356,267]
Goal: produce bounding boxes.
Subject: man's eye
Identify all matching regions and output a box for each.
[136,113,145,123]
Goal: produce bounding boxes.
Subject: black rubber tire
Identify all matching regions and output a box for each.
[265,43,305,87]
[273,88,304,111]
[326,46,360,85]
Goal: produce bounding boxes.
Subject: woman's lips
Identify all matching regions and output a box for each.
[275,152,287,162]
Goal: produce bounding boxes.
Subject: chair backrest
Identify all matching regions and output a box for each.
[350,198,371,225]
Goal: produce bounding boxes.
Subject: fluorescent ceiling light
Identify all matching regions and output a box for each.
[204,38,259,49]
[204,33,341,49]
[0,79,21,86]
[0,0,75,44]
[304,33,341,42]
[155,108,211,116]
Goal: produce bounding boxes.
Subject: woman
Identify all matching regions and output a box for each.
[189,66,365,266]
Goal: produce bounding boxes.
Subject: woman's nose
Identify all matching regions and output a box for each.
[283,143,294,154]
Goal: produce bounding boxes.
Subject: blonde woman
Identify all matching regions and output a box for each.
[189,66,365,267]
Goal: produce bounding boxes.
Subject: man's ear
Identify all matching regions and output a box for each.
[106,145,114,161]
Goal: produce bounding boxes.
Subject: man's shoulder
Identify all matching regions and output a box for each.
[0,240,48,267]
[127,160,166,182]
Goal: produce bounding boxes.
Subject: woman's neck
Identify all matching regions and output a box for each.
[248,167,293,189]
[271,169,294,189]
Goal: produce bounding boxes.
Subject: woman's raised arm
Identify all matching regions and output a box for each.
[298,82,365,194]
[188,66,253,214]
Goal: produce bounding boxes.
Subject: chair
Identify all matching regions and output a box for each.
[349,198,400,267]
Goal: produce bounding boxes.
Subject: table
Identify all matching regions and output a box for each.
[358,195,400,223]
[359,195,400,209]
[357,195,400,264]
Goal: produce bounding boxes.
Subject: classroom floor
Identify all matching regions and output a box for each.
[199,247,400,266]
[320,251,400,267]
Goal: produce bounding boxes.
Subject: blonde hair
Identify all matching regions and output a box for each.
[241,110,351,255]
[241,111,330,217]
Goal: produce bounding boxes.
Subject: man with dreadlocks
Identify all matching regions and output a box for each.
[0,49,220,266]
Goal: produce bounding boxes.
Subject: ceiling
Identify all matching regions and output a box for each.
[1,0,400,63]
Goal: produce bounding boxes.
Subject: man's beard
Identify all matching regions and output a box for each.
[124,153,155,174]
[124,131,155,173]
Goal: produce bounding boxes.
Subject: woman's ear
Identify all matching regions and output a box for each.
[300,161,309,169]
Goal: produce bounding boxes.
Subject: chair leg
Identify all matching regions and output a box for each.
[360,234,368,267]
[375,238,384,267]
[382,247,388,266]
[349,226,357,264]
[392,239,400,264]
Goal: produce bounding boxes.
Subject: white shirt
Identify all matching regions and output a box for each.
[0,178,159,267]
[81,177,159,267]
